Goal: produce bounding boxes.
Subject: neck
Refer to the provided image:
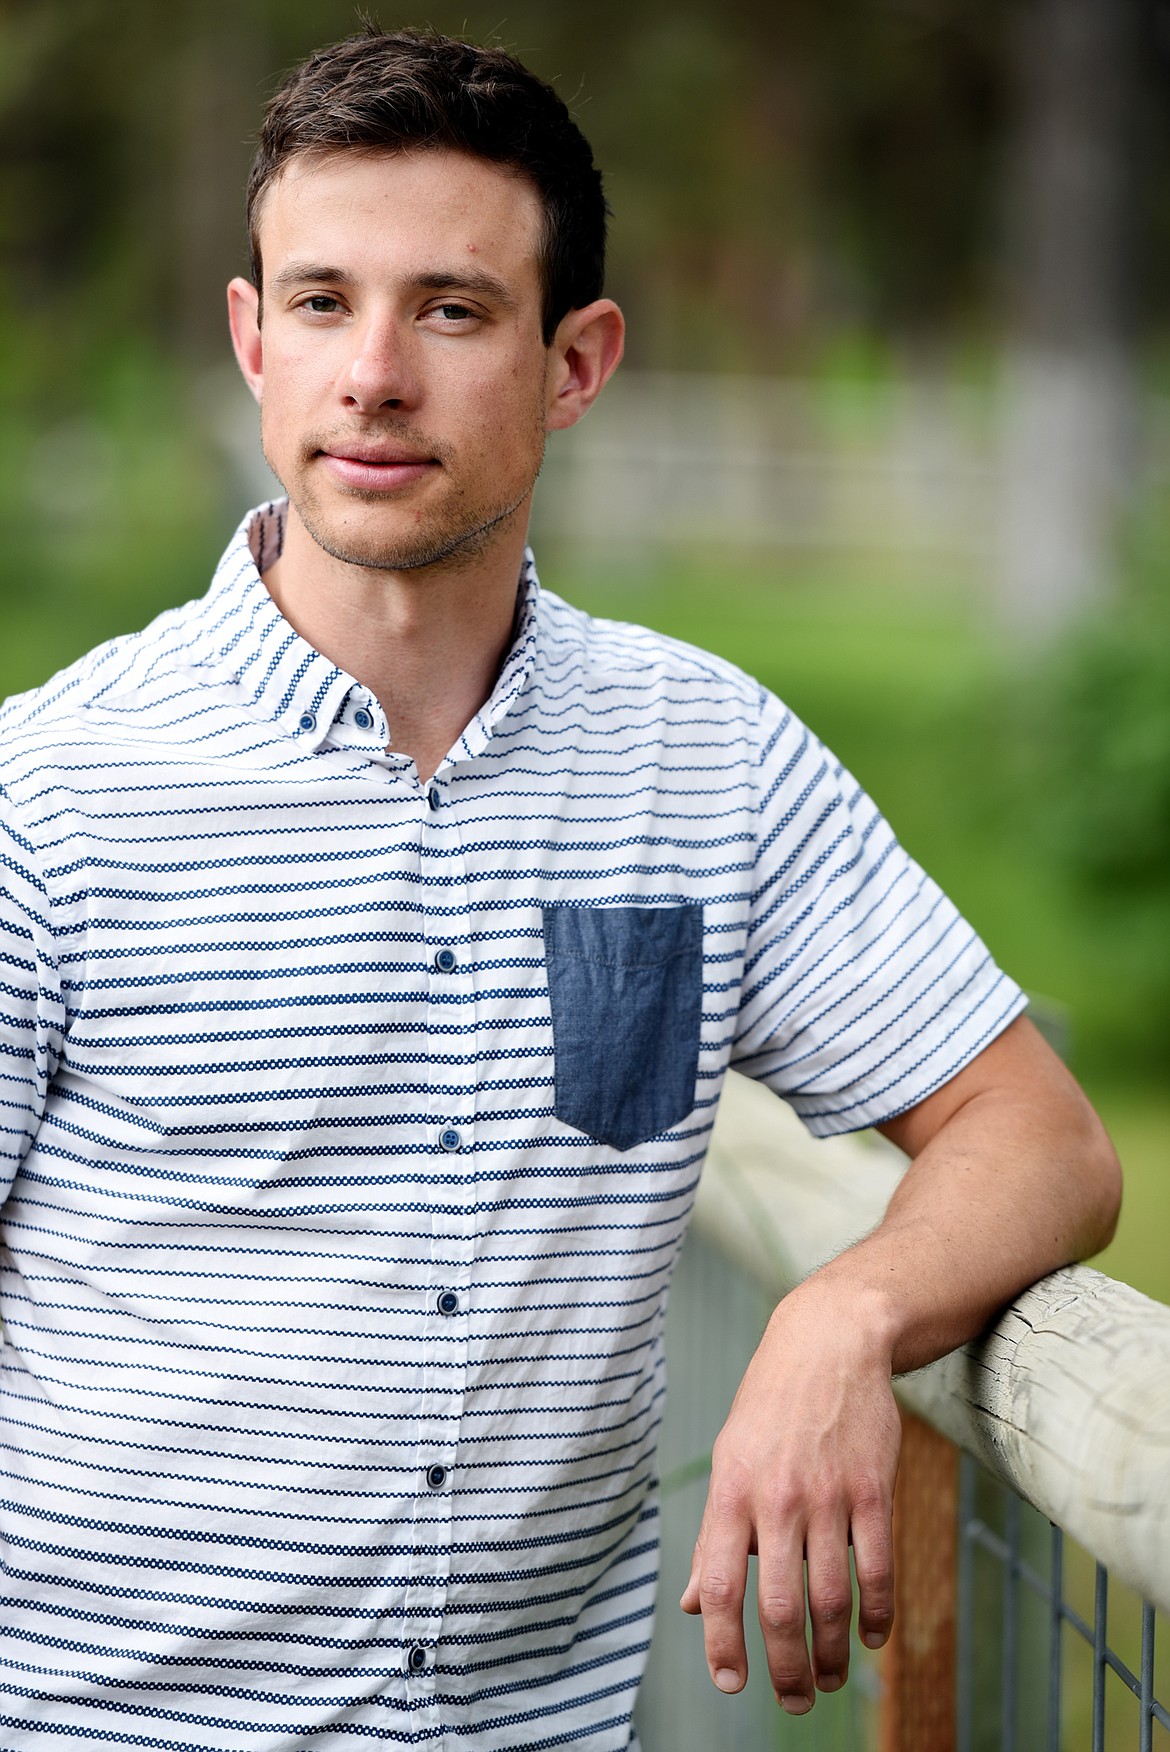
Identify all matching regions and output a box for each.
[262,504,529,783]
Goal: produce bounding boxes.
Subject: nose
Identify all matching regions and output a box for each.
[343,311,417,413]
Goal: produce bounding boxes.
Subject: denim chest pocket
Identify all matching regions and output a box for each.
[542,903,703,1152]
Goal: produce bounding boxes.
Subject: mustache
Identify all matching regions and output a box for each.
[303,423,453,465]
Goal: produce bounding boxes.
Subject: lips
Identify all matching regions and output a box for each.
[318,447,439,492]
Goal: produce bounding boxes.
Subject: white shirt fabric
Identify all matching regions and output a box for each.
[0,501,1025,1751]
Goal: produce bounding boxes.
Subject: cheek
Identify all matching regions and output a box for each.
[260,342,320,408]
[457,360,548,453]
[257,355,317,450]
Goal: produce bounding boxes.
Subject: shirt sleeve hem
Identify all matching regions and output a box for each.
[786,980,1030,1139]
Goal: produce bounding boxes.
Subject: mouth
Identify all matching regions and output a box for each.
[317,445,440,493]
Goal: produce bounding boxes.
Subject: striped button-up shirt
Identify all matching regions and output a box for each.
[0,502,1024,1750]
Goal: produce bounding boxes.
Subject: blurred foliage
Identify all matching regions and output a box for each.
[1035,601,1170,896]
[8,0,1167,371]
[1011,526,1170,1064]
[1031,516,1170,892]
[0,325,223,695]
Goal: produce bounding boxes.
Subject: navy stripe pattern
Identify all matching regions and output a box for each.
[0,502,1024,1749]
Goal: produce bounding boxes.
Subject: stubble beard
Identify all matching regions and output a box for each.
[266,418,546,576]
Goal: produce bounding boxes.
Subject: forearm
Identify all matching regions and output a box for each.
[803,1026,1121,1375]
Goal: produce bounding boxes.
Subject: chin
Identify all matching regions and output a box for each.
[294,479,529,574]
[307,512,499,575]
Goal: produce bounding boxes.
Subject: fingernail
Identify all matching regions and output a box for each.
[862,1629,887,1650]
[714,1668,742,1693]
[817,1674,843,1693]
[781,1693,813,1715]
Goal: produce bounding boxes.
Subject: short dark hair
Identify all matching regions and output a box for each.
[247,24,608,343]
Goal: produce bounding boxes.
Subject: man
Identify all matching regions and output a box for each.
[0,25,1119,1752]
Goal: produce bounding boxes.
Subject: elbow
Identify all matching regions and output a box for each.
[1079,1109,1123,1259]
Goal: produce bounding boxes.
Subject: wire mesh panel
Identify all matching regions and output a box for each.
[637,1223,881,1752]
[956,1453,1170,1751]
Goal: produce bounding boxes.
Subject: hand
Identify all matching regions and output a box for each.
[679,1276,901,1713]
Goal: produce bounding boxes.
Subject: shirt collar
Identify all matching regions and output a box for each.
[449,546,539,766]
[185,499,540,761]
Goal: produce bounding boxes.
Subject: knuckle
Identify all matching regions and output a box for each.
[810,1587,852,1628]
[758,1591,805,1638]
[855,1556,894,1600]
[708,1455,752,1514]
[861,1595,895,1630]
[698,1570,742,1613]
[851,1473,890,1518]
[709,1429,742,1470]
[853,1530,894,1589]
[764,1483,803,1525]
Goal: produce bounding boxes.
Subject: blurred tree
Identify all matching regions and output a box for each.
[0,0,1034,375]
[1022,566,1170,1076]
[996,0,1145,634]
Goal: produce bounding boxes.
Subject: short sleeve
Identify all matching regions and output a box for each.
[731,692,1027,1136]
[0,785,64,1199]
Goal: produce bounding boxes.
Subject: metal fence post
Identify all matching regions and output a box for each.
[880,1408,960,1752]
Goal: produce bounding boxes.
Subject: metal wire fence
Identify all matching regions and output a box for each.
[955,1452,1169,1751]
[641,1216,1170,1752]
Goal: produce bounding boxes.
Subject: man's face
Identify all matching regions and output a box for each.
[241,148,553,572]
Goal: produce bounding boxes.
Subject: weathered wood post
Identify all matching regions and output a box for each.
[880,1410,959,1752]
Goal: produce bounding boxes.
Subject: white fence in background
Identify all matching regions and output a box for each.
[204,361,1169,627]
[530,370,998,566]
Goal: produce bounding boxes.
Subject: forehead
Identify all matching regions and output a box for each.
[255,147,544,283]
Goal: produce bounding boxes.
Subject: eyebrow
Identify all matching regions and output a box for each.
[268,262,518,309]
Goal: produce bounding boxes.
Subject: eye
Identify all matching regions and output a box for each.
[432,302,477,323]
[301,294,342,315]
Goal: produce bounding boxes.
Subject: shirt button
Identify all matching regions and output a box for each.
[426,1463,448,1490]
[438,1127,462,1153]
[354,707,373,730]
[436,1289,459,1316]
[406,1644,430,1674]
[434,947,457,973]
[297,711,317,733]
[428,786,441,810]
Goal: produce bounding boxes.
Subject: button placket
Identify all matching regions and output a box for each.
[403,776,477,1685]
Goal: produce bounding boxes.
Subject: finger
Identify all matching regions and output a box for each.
[755,1520,814,1714]
[692,1498,752,1694]
[852,1492,895,1651]
[805,1514,853,1692]
[680,1510,708,1616]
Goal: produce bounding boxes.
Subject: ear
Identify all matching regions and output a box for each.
[545,299,625,432]
[227,277,264,405]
